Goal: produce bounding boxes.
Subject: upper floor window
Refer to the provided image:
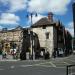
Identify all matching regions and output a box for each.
[58,35,63,42]
[42,26,46,29]
[45,32,49,39]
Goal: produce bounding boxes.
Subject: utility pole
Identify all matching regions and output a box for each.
[72,37,74,51]
[27,12,37,60]
[13,31,15,59]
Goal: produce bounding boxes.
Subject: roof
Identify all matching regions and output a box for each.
[0,26,23,33]
[31,17,56,27]
[15,25,23,30]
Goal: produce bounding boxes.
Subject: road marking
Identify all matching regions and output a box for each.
[63,62,70,65]
[20,61,56,68]
[10,66,15,69]
[71,73,75,75]
[49,62,56,67]
[67,59,75,63]
[0,66,4,70]
[33,61,56,67]
[20,64,65,68]
[19,60,69,68]
[55,67,65,68]
[20,65,33,67]
[0,69,4,70]
[20,64,65,69]
[32,62,50,66]
[37,64,65,68]
[35,65,52,67]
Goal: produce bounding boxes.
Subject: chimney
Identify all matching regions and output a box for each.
[48,12,53,22]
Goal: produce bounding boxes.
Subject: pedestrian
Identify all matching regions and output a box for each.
[2,51,7,59]
[53,51,56,58]
[45,51,50,59]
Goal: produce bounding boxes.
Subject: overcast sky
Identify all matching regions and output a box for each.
[0,0,74,36]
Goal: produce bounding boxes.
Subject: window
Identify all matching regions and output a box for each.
[58,35,63,42]
[46,32,49,39]
[42,26,46,29]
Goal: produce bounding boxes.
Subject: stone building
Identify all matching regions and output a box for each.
[0,26,40,59]
[72,3,75,50]
[31,12,72,58]
[20,28,40,60]
[0,26,22,54]
[65,30,72,56]
[0,13,72,59]
[73,3,75,36]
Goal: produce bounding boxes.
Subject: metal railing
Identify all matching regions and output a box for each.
[66,65,75,75]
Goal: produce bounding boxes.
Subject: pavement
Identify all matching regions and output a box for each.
[0,53,75,61]
[0,54,20,61]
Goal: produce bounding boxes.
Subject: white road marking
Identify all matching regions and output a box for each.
[20,62,56,68]
[10,66,15,69]
[67,59,75,63]
[71,73,75,75]
[33,61,56,67]
[0,69,4,70]
[35,64,62,68]
[0,66,4,70]
[49,62,56,67]
[33,62,49,66]
[35,65,52,67]
[20,65,33,67]
[55,67,65,68]
[63,62,70,65]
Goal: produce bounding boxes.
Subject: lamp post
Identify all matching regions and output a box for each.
[12,31,15,59]
[27,12,37,60]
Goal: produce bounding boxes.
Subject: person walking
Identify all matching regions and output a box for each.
[2,51,7,59]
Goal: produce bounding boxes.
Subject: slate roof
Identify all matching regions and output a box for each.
[31,17,56,27]
[0,26,23,33]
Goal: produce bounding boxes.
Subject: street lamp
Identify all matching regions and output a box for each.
[26,12,37,25]
[12,31,15,59]
[27,12,37,60]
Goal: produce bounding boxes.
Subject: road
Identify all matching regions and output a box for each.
[0,54,75,75]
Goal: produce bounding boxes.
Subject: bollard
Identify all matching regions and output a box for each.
[66,66,68,75]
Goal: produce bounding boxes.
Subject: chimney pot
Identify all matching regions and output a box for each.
[48,12,53,22]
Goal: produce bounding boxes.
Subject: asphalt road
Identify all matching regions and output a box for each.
[0,54,75,75]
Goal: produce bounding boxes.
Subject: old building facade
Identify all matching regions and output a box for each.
[0,26,40,59]
[0,26,22,54]
[31,13,72,58]
[0,13,72,59]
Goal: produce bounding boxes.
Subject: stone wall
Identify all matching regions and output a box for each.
[32,26,54,57]
[0,29,22,54]
[53,27,57,48]
[0,30,22,42]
